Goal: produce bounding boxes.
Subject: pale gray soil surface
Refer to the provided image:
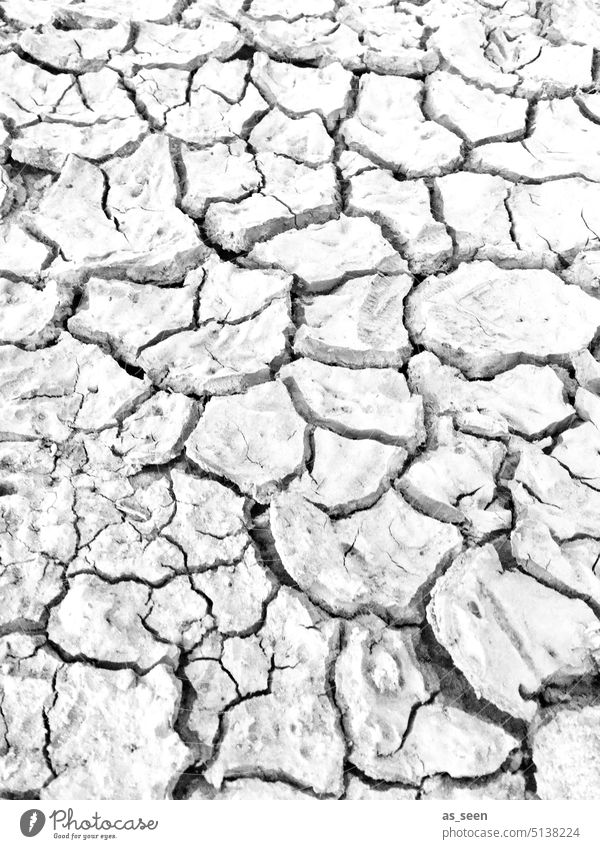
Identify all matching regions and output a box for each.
[1,0,600,801]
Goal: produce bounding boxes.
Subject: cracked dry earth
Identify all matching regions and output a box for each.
[4,0,600,806]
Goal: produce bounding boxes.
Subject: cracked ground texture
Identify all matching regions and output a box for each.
[3,0,600,804]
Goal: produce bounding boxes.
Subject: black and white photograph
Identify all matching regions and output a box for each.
[0,0,599,844]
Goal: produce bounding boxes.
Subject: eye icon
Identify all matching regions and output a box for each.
[20,810,46,837]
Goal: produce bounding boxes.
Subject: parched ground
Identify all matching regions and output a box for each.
[1,0,600,802]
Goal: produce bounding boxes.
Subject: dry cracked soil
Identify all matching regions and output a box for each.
[1,0,600,802]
